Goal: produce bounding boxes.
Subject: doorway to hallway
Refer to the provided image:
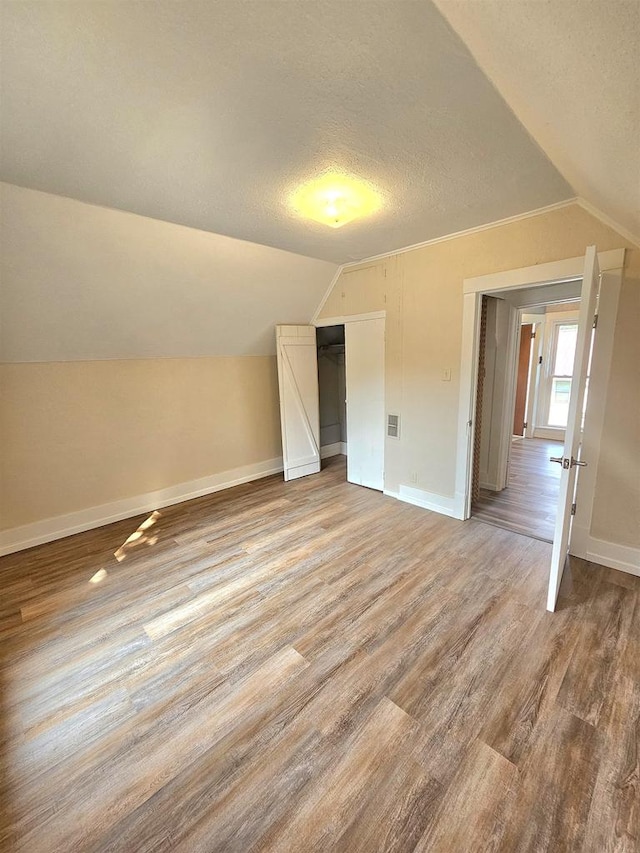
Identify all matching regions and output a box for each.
[472,437,562,541]
[470,294,580,543]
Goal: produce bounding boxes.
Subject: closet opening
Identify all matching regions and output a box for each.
[316,325,347,475]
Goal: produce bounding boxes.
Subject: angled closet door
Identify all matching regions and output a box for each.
[547,246,600,611]
[345,318,385,490]
[276,325,320,481]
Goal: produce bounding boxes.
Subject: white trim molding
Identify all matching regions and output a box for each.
[575,198,640,251]
[320,442,347,459]
[583,538,640,577]
[311,266,345,325]
[314,310,386,328]
[533,427,565,441]
[0,457,284,557]
[570,267,624,561]
[310,202,635,325]
[456,250,625,522]
[384,485,464,520]
[455,249,630,600]
[340,199,579,270]
[463,248,626,295]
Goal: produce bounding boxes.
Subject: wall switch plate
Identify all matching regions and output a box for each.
[442,368,451,381]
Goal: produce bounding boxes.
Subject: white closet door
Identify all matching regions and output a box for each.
[345,318,385,490]
[276,325,320,481]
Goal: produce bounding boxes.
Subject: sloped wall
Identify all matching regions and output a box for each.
[0,183,337,361]
[0,184,337,543]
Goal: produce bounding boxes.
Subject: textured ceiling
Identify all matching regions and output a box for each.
[433,0,640,243]
[0,0,572,263]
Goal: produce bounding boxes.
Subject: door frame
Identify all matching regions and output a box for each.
[455,249,625,558]
[497,302,521,491]
[512,322,535,439]
[314,310,386,328]
[521,314,544,440]
[314,310,387,485]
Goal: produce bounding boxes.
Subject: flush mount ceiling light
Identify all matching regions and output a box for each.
[290,171,382,228]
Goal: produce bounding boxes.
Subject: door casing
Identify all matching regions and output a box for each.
[456,249,625,596]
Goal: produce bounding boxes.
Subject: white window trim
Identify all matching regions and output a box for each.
[535,311,580,436]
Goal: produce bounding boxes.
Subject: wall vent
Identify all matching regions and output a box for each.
[387,413,400,439]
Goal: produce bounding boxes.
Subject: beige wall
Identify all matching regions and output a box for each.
[1,197,637,553]
[0,183,336,543]
[0,357,281,530]
[0,183,337,362]
[590,277,640,546]
[319,203,640,549]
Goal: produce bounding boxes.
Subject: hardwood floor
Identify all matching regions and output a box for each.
[472,437,563,542]
[1,456,638,852]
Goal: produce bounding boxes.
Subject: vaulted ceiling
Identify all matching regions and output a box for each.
[2,1,636,267]
[434,0,640,244]
[1,0,575,264]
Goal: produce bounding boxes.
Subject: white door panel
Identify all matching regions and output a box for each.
[345,319,385,491]
[276,325,320,481]
[547,246,599,611]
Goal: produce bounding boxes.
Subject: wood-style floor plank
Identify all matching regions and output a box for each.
[413,739,517,853]
[1,455,638,852]
[496,704,600,852]
[472,437,563,541]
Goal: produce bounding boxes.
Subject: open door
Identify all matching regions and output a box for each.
[547,246,599,611]
[345,318,385,490]
[276,325,320,481]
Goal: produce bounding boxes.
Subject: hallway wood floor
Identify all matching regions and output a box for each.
[472,437,563,542]
[1,457,638,852]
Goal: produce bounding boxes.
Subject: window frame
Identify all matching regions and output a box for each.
[540,317,579,429]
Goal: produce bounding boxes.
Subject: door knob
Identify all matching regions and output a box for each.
[571,456,588,467]
[550,456,563,464]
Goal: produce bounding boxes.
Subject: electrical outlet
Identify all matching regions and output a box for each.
[409,472,418,484]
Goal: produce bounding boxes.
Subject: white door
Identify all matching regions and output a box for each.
[276,325,320,481]
[345,318,385,490]
[547,246,600,611]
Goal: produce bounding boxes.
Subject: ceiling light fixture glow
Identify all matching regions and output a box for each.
[290,172,382,228]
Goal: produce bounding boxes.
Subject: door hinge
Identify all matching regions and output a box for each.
[531,331,536,339]
[571,502,577,516]
[593,314,599,329]
[523,421,528,429]
[538,356,543,365]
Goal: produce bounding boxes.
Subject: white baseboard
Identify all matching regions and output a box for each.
[479,480,501,492]
[384,484,462,520]
[534,427,565,441]
[0,456,284,557]
[585,537,640,577]
[320,442,347,459]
